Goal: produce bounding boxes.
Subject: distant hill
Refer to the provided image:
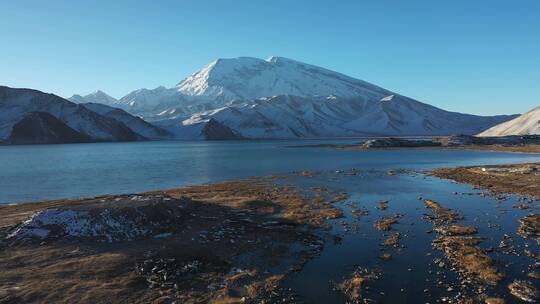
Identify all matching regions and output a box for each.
[81,103,171,139]
[0,86,165,144]
[478,105,540,136]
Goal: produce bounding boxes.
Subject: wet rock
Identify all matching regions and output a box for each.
[508,280,539,302]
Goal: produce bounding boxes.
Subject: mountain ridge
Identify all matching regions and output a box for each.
[68,56,519,139]
[0,86,169,144]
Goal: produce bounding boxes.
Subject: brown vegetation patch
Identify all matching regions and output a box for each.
[517,214,540,245]
[424,199,461,224]
[430,163,540,199]
[433,236,504,284]
[0,177,344,303]
[442,145,540,154]
[437,225,478,236]
[336,268,380,303]
[424,198,503,285]
[383,232,401,247]
[508,280,539,302]
[374,214,401,231]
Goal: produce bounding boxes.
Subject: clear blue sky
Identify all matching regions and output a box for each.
[1,0,539,115]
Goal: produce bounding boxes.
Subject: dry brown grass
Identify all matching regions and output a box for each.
[424,199,461,224]
[0,178,344,304]
[337,273,365,302]
[383,232,401,247]
[518,214,540,245]
[433,236,504,284]
[439,225,478,236]
[430,163,540,199]
[374,214,401,231]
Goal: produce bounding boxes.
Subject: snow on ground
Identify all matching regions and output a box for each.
[6,196,187,243]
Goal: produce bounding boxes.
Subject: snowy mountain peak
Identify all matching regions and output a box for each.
[175,56,391,101]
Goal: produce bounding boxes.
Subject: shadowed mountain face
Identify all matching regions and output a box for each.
[0,86,147,144]
[81,103,172,139]
[8,112,91,144]
[201,118,243,140]
[70,57,517,139]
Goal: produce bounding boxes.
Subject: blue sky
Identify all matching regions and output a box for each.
[1,0,539,115]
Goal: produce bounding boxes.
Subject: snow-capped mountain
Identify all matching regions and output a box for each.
[157,94,515,139]
[0,86,147,143]
[70,56,517,139]
[176,56,390,101]
[478,105,540,136]
[115,86,180,112]
[69,90,118,105]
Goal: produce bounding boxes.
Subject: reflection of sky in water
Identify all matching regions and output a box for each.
[1,139,540,204]
[283,171,539,303]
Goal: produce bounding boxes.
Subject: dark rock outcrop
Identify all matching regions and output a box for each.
[201,118,244,140]
[8,112,92,144]
[363,138,441,148]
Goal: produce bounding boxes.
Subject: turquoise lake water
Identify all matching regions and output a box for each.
[1,139,540,204]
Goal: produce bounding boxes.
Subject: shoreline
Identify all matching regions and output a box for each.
[289,143,540,153]
[1,164,540,303]
[287,135,540,154]
[430,162,540,199]
[0,176,345,303]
